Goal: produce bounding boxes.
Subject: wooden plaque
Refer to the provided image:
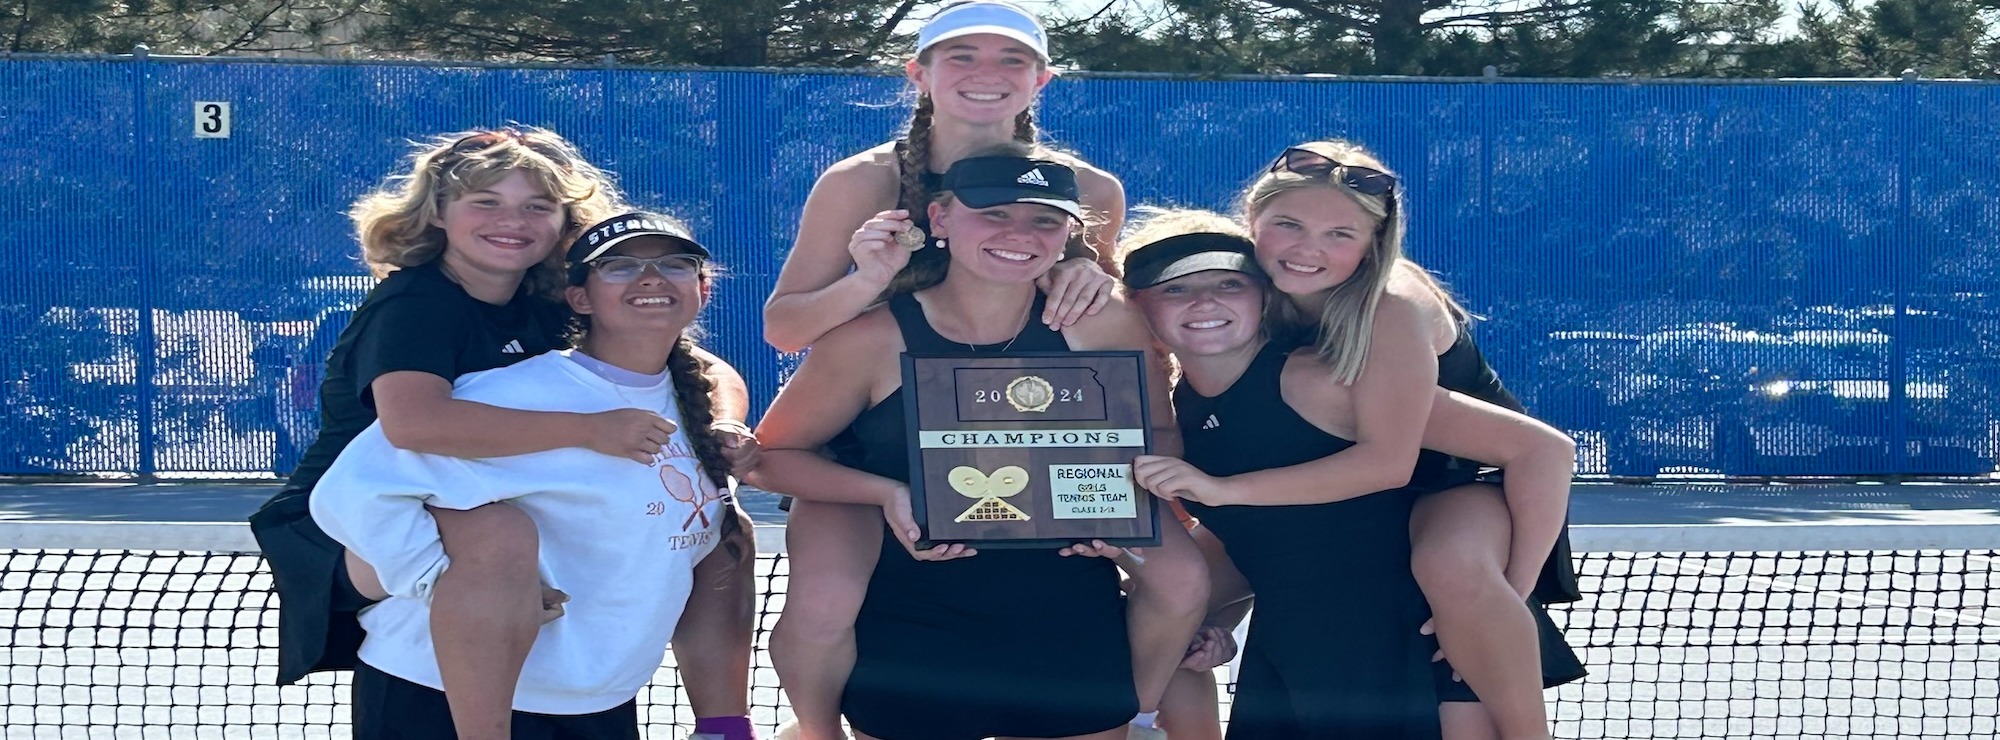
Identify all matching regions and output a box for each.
[901,351,1162,549]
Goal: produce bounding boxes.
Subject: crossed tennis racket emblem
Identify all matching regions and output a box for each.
[950,465,1032,523]
[660,465,725,531]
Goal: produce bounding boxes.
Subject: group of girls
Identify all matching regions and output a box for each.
[754,3,1585,738]
[250,129,762,740]
[251,2,1585,739]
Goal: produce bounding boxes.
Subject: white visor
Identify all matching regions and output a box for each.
[917,2,1050,61]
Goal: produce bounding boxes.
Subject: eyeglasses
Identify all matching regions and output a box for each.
[1266,147,1398,197]
[589,254,704,283]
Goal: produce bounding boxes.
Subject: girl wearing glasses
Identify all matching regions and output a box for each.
[312,212,746,740]
[250,131,759,740]
[1141,141,1584,740]
[748,151,1195,740]
[762,5,1208,739]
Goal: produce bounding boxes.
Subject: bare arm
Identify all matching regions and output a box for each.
[763,151,902,353]
[744,311,904,507]
[692,346,750,424]
[371,372,674,463]
[1212,293,1437,505]
[1421,390,1575,599]
[1074,164,1127,275]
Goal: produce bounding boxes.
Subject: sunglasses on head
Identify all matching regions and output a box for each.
[588,254,705,283]
[440,128,573,166]
[1266,147,1398,197]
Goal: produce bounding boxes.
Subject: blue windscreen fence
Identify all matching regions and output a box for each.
[3,56,1996,478]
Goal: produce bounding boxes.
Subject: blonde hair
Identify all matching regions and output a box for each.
[1239,139,1468,384]
[350,127,624,298]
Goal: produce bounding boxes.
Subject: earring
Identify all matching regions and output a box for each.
[934,237,948,249]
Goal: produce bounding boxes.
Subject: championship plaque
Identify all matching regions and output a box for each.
[901,352,1161,549]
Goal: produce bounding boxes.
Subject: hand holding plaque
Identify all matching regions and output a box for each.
[881,483,979,562]
[901,352,1162,549]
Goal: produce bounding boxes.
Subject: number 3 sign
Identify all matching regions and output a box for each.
[194,102,231,138]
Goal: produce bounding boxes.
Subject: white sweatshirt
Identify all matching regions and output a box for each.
[310,350,725,715]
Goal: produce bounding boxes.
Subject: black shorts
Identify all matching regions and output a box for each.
[353,662,639,740]
[250,490,377,684]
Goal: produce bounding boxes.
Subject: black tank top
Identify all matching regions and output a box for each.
[1175,341,1422,600]
[836,291,1127,683]
[1273,308,1580,603]
[831,292,1063,481]
[1438,323,1519,412]
[1174,341,1440,737]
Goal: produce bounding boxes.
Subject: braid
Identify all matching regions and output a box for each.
[1013,107,1038,143]
[883,94,950,297]
[666,337,731,489]
[897,95,936,228]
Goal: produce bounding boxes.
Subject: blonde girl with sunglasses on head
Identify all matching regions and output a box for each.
[1138,141,1585,740]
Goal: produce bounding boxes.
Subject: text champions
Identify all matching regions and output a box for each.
[917,428,1148,449]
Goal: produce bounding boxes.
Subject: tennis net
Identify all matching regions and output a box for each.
[3,520,1995,739]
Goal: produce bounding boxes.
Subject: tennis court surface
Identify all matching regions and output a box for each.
[3,482,1995,739]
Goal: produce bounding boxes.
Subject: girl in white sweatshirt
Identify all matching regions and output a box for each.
[312,211,747,740]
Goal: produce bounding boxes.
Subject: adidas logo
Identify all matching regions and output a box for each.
[500,339,525,354]
[1201,414,1220,430]
[1016,168,1049,187]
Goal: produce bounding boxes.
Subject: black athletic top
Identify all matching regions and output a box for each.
[834,292,1136,740]
[275,261,568,498]
[1177,340,1441,738]
[1436,323,1514,411]
[248,260,568,684]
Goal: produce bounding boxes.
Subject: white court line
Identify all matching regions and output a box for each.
[1641,552,2000,630]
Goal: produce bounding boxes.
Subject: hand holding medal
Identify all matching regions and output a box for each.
[849,209,921,286]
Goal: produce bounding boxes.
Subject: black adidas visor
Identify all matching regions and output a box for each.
[1122,232,1262,291]
[941,156,1084,222]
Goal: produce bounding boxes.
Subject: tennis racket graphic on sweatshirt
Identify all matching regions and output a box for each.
[660,464,725,531]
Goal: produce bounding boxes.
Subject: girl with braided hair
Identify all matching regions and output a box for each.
[312,211,757,740]
[753,152,1202,740]
[763,0,1123,356]
[763,6,1200,740]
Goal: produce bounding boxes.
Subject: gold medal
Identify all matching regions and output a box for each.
[1005,375,1055,413]
[894,226,926,251]
[949,465,1031,522]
